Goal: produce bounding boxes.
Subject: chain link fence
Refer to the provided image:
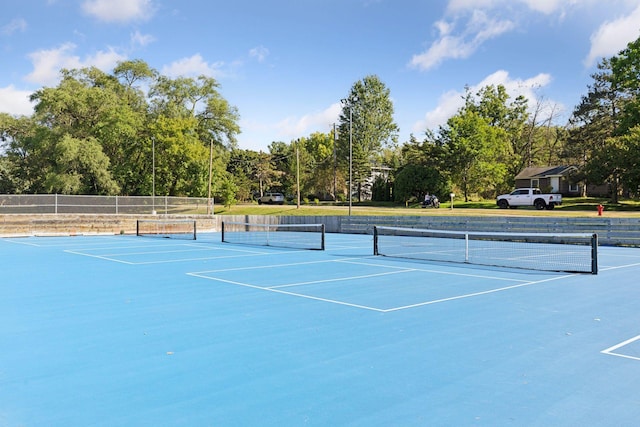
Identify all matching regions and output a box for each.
[0,194,213,215]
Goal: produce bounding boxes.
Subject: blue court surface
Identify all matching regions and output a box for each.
[2,231,640,426]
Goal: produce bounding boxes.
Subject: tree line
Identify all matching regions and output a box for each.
[2,35,640,206]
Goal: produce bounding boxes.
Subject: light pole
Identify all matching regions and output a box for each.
[296,139,301,209]
[207,138,213,216]
[333,123,337,202]
[341,98,353,216]
[152,137,156,215]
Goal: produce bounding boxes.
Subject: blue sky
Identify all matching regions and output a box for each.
[1,0,640,152]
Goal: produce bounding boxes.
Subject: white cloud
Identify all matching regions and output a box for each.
[413,70,554,132]
[447,0,591,15]
[0,85,34,116]
[25,43,126,86]
[82,0,154,23]
[585,4,640,66]
[274,103,341,141]
[161,54,225,78]
[410,11,515,71]
[447,0,500,13]
[2,18,27,35]
[249,46,269,63]
[414,0,600,71]
[131,30,155,48]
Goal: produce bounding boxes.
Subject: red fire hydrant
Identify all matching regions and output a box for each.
[597,204,604,216]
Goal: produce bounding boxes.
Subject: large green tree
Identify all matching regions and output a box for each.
[567,59,623,200]
[1,60,240,199]
[0,114,50,193]
[438,106,510,201]
[337,75,398,201]
[43,134,120,194]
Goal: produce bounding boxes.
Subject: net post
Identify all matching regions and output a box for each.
[221,221,226,243]
[464,232,469,263]
[136,220,140,236]
[373,226,379,255]
[321,224,325,250]
[266,222,270,246]
[193,220,197,240]
[591,233,598,274]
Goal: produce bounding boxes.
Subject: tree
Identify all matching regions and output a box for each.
[28,66,148,194]
[438,108,509,201]
[44,135,119,195]
[611,35,640,133]
[617,126,640,195]
[567,59,622,200]
[8,61,241,198]
[393,164,448,204]
[226,148,283,201]
[219,175,238,209]
[337,75,398,201]
[0,114,49,193]
[298,132,336,200]
[148,74,239,197]
[462,85,528,192]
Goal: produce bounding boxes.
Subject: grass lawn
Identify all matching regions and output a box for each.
[214,198,640,218]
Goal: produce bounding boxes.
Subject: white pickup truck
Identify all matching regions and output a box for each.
[496,188,562,210]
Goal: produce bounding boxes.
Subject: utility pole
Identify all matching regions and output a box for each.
[152,137,156,215]
[207,139,213,215]
[333,123,337,202]
[296,140,301,209]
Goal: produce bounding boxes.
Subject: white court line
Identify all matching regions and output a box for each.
[270,269,415,289]
[186,273,385,312]
[1,235,125,248]
[337,259,532,283]
[93,246,244,257]
[188,260,574,312]
[190,257,369,275]
[1,238,43,247]
[191,256,532,285]
[64,248,272,265]
[599,262,640,272]
[382,274,576,312]
[63,250,137,264]
[601,335,640,361]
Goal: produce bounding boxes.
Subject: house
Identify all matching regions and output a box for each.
[514,166,579,195]
[514,165,611,197]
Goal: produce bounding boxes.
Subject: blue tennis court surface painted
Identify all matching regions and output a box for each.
[2,232,640,426]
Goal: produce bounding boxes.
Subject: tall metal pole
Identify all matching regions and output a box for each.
[340,97,355,216]
[152,137,156,215]
[208,139,213,215]
[349,107,352,216]
[333,123,337,202]
[296,140,301,209]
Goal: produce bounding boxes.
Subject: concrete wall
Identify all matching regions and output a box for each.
[0,214,218,237]
[220,215,640,247]
[2,214,639,246]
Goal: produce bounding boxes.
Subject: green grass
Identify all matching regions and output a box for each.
[213,197,640,217]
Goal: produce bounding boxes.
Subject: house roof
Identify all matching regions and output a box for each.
[515,165,576,180]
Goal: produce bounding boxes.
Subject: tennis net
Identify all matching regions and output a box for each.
[222,221,325,250]
[373,226,598,274]
[136,219,196,240]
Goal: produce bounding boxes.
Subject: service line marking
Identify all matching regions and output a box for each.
[601,334,640,361]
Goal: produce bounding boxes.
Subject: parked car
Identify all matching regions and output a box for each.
[258,192,285,205]
[496,188,562,210]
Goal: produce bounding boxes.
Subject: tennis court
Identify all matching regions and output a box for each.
[2,228,640,426]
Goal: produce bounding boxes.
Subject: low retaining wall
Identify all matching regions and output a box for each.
[1,214,639,246]
[0,214,218,237]
[220,215,640,247]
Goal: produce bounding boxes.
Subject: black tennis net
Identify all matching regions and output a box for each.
[373,226,598,274]
[222,221,325,250]
[136,219,197,240]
